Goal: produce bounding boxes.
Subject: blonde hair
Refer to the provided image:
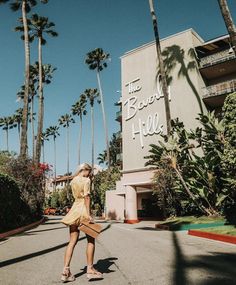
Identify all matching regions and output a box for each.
[73,163,93,177]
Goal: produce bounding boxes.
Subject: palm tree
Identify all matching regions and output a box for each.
[71,95,87,165]
[218,0,236,55]
[45,125,60,191]
[148,0,171,135]
[17,65,37,158]
[29,14,58,165]
[15,13,58,164]
[0,0,48,158]
[58,114,75,180]
[82,89,99,173]
[13,108,23,142]
[85,48,111,169]
[0,116,16,151]
[40,131,48,163]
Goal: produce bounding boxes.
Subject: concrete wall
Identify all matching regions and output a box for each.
[121,29,207,172]
[105,190,125,220]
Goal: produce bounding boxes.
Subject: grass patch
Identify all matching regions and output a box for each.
[159,216,225,231]
[196,225,236,236]
[161,216,225,225]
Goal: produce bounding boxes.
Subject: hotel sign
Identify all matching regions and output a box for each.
[124,77,171,148]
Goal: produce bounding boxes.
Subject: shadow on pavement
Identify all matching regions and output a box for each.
[172,232,236,285]
[0,223,111,269]
[75,257,117,279]
[135,226,162,231]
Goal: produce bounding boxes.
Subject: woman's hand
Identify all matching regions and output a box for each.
[88,215,94,223]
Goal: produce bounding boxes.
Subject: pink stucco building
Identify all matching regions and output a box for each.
[105,29,236,223]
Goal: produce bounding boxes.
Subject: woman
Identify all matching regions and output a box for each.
[60,163,103,282]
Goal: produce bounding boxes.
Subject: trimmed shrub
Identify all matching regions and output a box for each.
[0,173,31,232]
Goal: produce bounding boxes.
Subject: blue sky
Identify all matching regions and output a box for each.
[0,0,236,175]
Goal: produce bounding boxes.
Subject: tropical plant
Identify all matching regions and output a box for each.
[0,116,16,151]
[218,0,236,55]
[145,113,226,217]
[85,48,111,169]
[71,95,87,165]
[82,89,99,173]
[15,13,58,163]
[45,125,60,190]
[148,0,171,135]
[58,114,75,180]
[221,92,236,224]
[0,0,48,158]
[13,108,23,142]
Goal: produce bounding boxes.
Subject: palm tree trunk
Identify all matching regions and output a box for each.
[18,123,21,143]
[31,99,35,160]
[6,129,9,152]
[96,71,110,169]
[42,140,45,163]
[78,114,83,165]
[218,0,236,55]
[66,125,70,175]
[91,105,94,173]
[20,0,30,158]
[148,0,171,135]
[54,137,57,192]
[35,36,44,165]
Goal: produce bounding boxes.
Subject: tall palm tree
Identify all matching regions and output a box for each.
[16,13,58,164]
[148,0,171,135]
[218,0,236,55]
[85,48,111,169]
[45,125,60,191]
[13,108,23,142]
[58,114,75,179]
[29,14,58,165]
[0,116,16,151]
[82,88,99,173]
[0,0,48,158]
[71,95,87,165]
[17,65,37,159]
[40,131,48,163]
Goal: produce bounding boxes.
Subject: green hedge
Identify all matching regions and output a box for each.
[0,173,31,233]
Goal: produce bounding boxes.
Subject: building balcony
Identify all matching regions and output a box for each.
[202,79,236,108]
[199,50,236,79]
[199,49,236,68]
[115,110,122,122]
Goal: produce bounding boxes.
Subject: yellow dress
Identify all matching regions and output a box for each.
[60,176,91,226]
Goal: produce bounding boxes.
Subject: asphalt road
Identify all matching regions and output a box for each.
[0,215,236,285]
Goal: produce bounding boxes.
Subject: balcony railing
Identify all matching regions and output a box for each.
[199,49,236,68]
[203,79,236,98]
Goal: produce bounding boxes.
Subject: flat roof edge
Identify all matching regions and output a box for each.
[120,28,204,59]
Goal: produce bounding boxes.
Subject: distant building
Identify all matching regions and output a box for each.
[106,29,236,222]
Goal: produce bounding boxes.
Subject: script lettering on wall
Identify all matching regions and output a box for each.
[124,77,171,148]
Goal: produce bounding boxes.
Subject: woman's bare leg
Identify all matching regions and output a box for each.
[86,234,95,267]
[63,225,80,273]
[86,234,102,276]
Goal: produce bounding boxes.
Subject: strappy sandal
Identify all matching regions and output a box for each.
[61,266,76,283]
[86,264,103,280]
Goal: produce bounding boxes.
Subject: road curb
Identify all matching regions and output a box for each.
[0,216,46,240]
[188,229,236,245]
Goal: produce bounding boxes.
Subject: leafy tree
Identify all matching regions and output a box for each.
[221,92,236,224]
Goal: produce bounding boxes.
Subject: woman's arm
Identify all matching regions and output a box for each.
[83,178,92,220]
